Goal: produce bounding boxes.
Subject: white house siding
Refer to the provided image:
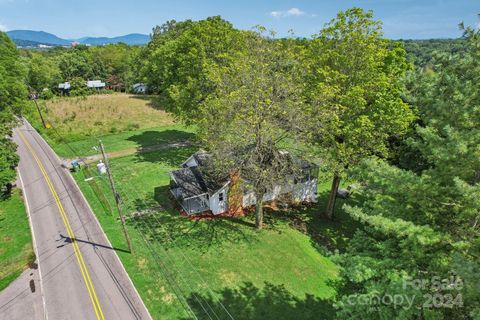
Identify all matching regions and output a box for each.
[209,185,229,215]
[292,179,318,202]
[243,191,256,207]
[242,179,317,207]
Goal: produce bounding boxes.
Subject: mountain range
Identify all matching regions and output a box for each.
[6,30,150,47]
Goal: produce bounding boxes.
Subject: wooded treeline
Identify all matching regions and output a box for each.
[1,7,479,319]
[19,43,142,97]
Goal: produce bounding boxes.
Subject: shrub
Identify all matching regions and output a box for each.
[40,88,54,100]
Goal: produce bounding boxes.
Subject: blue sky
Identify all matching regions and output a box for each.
[0,0,478,39]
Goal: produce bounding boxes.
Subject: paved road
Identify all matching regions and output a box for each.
[0,266,44,319]
[3,120,152,320]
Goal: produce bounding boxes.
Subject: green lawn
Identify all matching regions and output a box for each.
[73,145,346,319]
[48,124,196,158]
[0,189,34,291]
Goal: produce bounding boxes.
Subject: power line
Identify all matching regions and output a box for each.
[105,155,234,320]
[34,118,205,319]
[32,112,235,319]
[98,140,132,253]
[104,171,221,320]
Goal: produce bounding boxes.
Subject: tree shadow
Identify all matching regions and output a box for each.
[128,186,257,253]
[128,94,164,110]
[126,129,197,165]
[183,281,337,320]
[127,129,197,148]
[257,190,363,254]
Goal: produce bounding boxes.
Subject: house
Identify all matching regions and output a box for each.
[58,82,71,94]
[87,80,106,90]
[169,151,318,216]
[132,83,147,94]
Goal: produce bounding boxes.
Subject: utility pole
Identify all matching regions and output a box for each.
[29,90,47,128]
[98,140,133,252]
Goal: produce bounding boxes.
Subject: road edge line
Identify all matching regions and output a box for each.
[23,118,153,320]
[17,167,49,320]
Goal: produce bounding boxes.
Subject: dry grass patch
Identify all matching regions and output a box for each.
[41,93,176,140]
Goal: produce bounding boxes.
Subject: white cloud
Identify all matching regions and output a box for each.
[286,8,305,17]
[270,7,307,18]
[0,23,7,32]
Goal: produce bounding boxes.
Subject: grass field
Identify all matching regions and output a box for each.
[51,124,196,158]
[0,189,34,291]
[41,94,176,138]
[73,144,358,319]
[27,93,194,157]
[29,93,359,319]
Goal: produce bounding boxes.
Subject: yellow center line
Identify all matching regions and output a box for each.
[17,129,105,320]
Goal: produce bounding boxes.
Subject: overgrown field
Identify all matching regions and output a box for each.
[72,145,352,319]
[42,94,175,136]
[26,93,197,158]
[0,189,34,290]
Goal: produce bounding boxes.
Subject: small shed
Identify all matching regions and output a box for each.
[132,83,147,94]
[87,80,106,90]
[58,82,71,94]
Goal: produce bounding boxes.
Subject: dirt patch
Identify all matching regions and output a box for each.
[218,270,237,287]
[137,257,147,270]
[161,293,174,304]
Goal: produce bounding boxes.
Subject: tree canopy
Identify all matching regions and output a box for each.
[303,8,415,218]
[139,16,247,125]
[0,32,27,195]
[333,25,480,319]
[198,29,305,229]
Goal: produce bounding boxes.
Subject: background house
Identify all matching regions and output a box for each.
[87,80,106,90]
[132,83,147,94]
[58,82,71,94]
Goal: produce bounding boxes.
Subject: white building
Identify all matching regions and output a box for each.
[58,82,71,94]
[87,80,106,89]
[169,151,318,215]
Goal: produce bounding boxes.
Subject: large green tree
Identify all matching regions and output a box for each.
[140,16,246,124]
[26,52,61,93]
[333,24,480,319]
[199,29,304,229]
[90,43,140,91]
[303,8,415,219]
[0,32,27,195]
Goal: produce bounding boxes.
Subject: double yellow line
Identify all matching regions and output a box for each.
[17,129,105,320]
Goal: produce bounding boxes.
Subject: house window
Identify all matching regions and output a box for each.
[219,192,224,202]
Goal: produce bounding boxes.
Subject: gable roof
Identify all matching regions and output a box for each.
[171,152,229,198]
[170,151,317,199]
[170,166,208,199]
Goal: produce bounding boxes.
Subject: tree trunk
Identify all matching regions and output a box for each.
[255,192,264,230]
[325,172,341,220]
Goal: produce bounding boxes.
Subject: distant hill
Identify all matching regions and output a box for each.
[7,30,70,46]
[6,30,150,47]
[8,38,52,47]
[79,33,150,45]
